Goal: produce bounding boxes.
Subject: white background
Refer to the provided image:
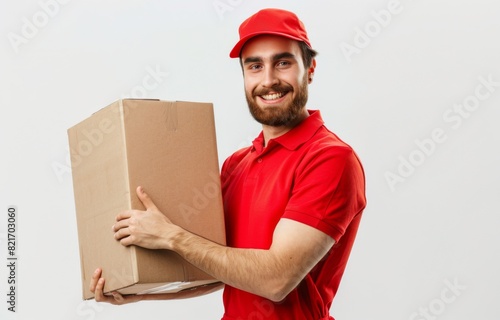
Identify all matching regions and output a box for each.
[1,0,499,319]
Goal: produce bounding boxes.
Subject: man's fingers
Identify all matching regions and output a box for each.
[94,278,107,302]
[94,278,118,304]
[113,226,130,240]
[136,186,160,212]
[114,228,136,246]
[112,219,130,233]
[90,269,141,305]
[90,268,102,292]
[115,210,132,222]
[114,186,159,225]
[111,291,125,303]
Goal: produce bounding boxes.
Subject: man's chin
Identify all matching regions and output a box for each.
[255,98,293,114]
[251,110,293,126]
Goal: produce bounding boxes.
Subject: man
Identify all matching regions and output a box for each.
[90,8,366,320]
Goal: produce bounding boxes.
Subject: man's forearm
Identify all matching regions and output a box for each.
[168,225,306,302]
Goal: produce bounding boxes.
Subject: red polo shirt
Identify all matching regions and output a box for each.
[220,110,366,320]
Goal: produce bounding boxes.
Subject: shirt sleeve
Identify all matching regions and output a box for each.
[283,145,366,242]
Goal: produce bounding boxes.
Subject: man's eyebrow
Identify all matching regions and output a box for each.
[243,56,263,65]
[272,52,296,61]
[242,52,297,65]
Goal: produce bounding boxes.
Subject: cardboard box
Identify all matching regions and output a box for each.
[68,99,226,300]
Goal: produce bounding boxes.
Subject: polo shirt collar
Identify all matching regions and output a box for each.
[251,110,324,153]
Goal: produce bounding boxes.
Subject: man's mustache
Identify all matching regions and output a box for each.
[252,85,293,97]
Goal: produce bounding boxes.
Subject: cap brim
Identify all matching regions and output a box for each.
[229,31,309,58]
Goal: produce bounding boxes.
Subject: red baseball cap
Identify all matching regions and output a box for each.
[229,8,313,58]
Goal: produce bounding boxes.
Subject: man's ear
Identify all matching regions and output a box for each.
[308,59,317,84]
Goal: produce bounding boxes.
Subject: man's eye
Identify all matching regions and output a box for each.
[249,64,263,70]
[277,61,290,67]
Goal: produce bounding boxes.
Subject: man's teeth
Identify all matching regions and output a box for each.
[261,92,285,100]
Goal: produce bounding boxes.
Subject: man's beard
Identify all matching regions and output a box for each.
[245,75,309,127]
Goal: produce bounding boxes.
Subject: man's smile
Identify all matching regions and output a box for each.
[261,92,285,100]
[257,91,290,104]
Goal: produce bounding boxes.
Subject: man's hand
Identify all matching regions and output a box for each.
[90,268,224,304]
[90,268,143,305]
[112,186,180,249]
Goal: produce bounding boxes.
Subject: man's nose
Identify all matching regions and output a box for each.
[261,68,279,88]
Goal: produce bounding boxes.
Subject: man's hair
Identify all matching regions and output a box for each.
[298,41,318,69]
